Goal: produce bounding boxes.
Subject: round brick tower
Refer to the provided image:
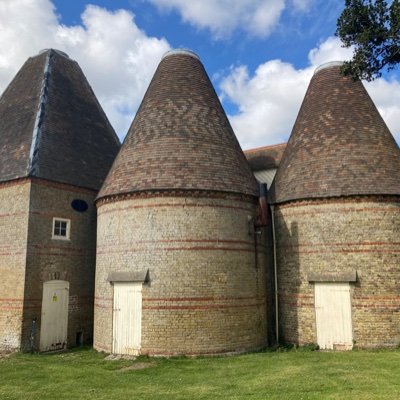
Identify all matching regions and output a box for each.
[269,62,400,349]
[94,49,267,356]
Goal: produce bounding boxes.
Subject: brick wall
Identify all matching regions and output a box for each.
[20,179,97,351]
[0,180,30,351]
[275,196,400,348]
[94,194,268,355]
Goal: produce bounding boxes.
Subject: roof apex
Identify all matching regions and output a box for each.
[162,48,200,60]
[314,61,344,75]
[38,48,70,59]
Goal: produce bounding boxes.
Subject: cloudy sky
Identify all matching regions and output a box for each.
[1,0,400,149]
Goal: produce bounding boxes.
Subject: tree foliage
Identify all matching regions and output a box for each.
[336,0,400,80]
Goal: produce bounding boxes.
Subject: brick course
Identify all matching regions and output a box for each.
[20,179,97,350]
[94,194,268,355]
[0,178,98,351]
[0,180,30,351]
[275,196,400,348]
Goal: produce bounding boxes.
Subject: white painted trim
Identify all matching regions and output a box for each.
[314,61,344,75]
[52,217,71,241]
[162,48,200,60]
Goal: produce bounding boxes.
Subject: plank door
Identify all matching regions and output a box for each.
[40,280,69,352]
[112,282,142,355]
[314,282,353,350]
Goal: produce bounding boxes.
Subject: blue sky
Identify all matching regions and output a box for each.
[52,0,342,70]
[1,0,399,149]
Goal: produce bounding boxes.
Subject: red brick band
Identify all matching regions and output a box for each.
[278,241,400,254]
[102,238,256,246]
[98,202,253,216]
[0,251,25,256]
[0,177,96,194]
[143,295,265,302]
[0,211,27,218]
[280,248,400,255]
[276,206,400,218]
[97,245,258,254]
[142,302,265,311]
[95,295,266,311]
[276,196,400,209]
[97,190,256,207]
[278,293,400,309]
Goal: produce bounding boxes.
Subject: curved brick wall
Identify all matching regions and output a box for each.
[94,194,267,355]
[275,197,400,348]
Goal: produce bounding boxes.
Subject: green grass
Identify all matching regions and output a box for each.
[1,347,399,399]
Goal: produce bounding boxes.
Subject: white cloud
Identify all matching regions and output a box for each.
[220,36,400,149]
[220,61,313,149]
[0,0,170,139]
[1,2,399,151]
[365,79,400,142]
[290,0,313,11]
[308,36,353,66]
[148,0,287,38]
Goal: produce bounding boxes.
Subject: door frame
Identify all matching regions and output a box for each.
[39,280,69,352]
[112,281,143,355]
[314,281,353,350]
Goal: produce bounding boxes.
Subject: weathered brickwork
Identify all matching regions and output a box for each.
[20,179,97,351]
[0,48,118,353]
[0,180,30,351]
[94,194,268,355]
[275,197,400,348]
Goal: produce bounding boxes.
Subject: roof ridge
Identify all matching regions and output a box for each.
[244,142,287,154]
[27,50,53,176]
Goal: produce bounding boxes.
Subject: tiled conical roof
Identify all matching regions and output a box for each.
[269,62,400,204]
[98,49,257,199]
[0,49,120,190]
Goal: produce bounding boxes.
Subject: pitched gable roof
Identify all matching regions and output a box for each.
[98,49,257,199]
[269,62,400,204]
[0,49,120,190]
[245,143,286,171]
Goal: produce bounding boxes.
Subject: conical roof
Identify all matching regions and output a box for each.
[269,62,400,204]
[0,49,120,190]
[98,49,257,199]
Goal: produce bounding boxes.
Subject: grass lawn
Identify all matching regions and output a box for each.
[0,347,399,399]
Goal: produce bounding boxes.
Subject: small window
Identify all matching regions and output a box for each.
[52,218,70,240]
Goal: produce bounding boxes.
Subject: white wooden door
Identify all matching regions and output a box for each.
[40,280,69,352]
[113,282,142,355]
[314,282,353,350]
